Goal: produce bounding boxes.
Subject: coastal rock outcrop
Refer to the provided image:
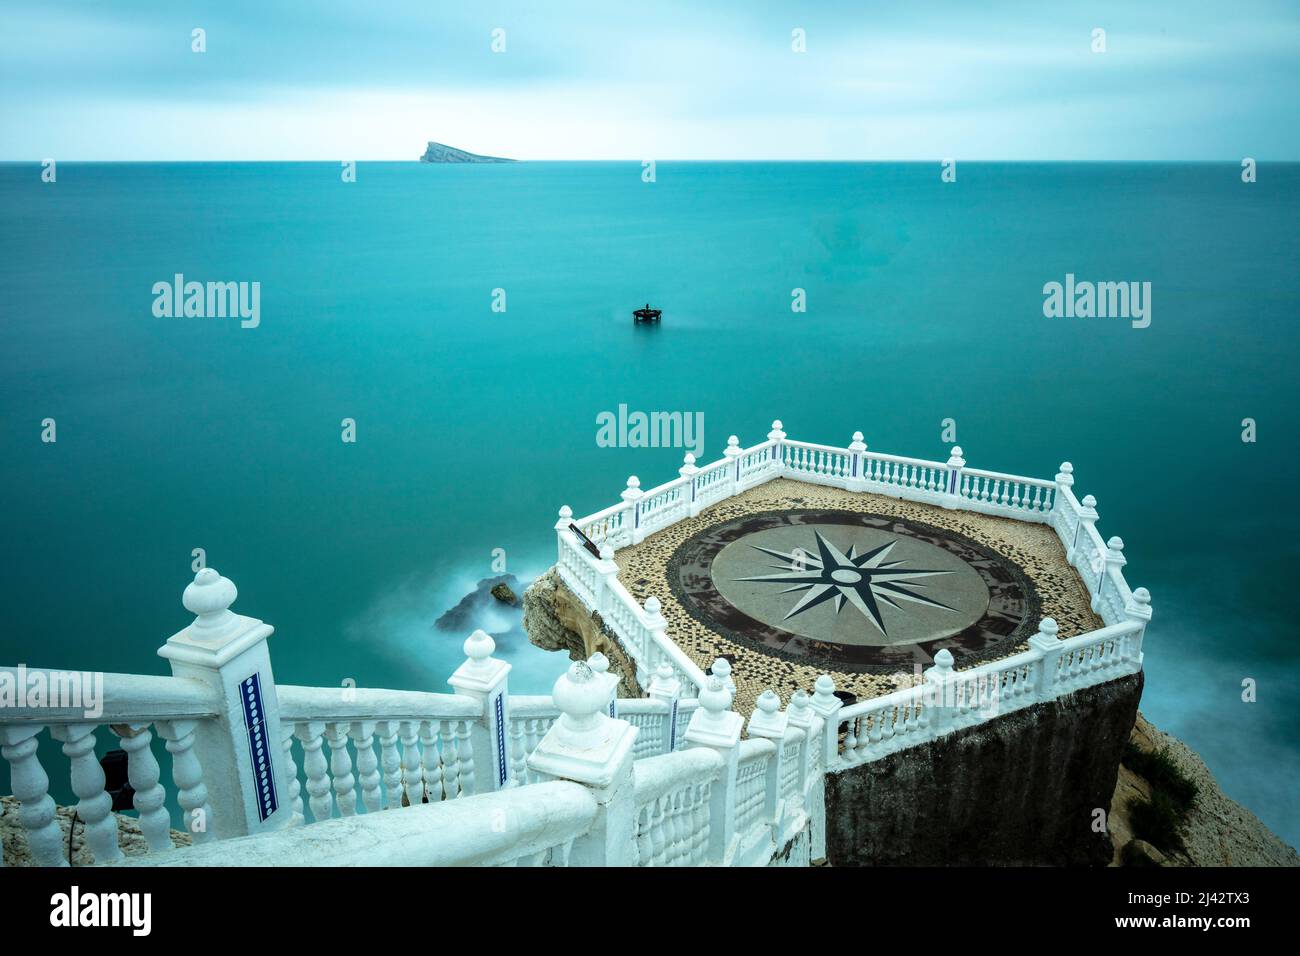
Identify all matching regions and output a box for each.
[418,141,514,163]
[435,574,523,633]
[1108,713,1298,867]
[525,565,1297,867]
[522,569,643,697]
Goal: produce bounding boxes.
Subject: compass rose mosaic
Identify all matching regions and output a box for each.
[667,510,1039,672]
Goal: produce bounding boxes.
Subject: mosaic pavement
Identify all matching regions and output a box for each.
[613,479,1102,714]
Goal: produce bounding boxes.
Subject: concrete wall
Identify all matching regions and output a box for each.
[825,672,1143,866]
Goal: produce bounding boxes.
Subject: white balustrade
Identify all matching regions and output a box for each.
[2,424,1150,870]
[631,748,722,866]
[113,781,601,868]
[733,739,775,846]
[0,664,223,865]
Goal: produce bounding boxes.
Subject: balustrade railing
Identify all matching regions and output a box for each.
[0,669,220,867]
[631,748,721,866]
[556,421,1151,769]
[3,423,1151,870]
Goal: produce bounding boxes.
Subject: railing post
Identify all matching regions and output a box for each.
[746,690,789,834]
[1124,588,1152,666]
[587,652,619,718]
[1028,618,1062,702]
[845,431,867,491]
[593,544,619,614]
[648,662,683,753]
[623,476,645,544]
[685,675,745,865]
[1049,462,1073,536]
[680,452,701,517]
[156,568,289,839]
[810,675,843,768]
[923,649,957,735]
[767,420,786,472]
[554,505,573,561]
[944,445,965,508]
[641,596,669,689]
[448,629,511,792]
[785,690,815,795]
[785,690,818,850]
[527,660,638,866]
[724,435,743,489]
[1067,493,1099,565]
[1094,536,1126,615]
[709,656,736,698]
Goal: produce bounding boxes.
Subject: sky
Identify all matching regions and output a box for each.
[1,0,1298,161]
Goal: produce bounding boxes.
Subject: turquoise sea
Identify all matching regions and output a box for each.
[1,162,1297,845]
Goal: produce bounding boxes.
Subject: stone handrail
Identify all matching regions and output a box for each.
[276,685,482,723]
[631,747,723,866]
[103,663,825,869]
[112,780,599,868]
[0,668,219,725]
[1,667,225,867]
[1,636,705,865]
[830,618,1146,768]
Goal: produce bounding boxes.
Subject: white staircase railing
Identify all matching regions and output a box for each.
[107,662,827,868]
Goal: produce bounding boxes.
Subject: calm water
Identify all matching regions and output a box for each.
[1,162,1297,845]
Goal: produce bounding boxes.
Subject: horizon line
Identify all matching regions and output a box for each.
[2,157,1293,164]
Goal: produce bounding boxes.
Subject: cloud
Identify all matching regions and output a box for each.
[2,0,1298,158]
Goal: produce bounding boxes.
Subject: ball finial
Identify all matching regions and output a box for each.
[463,629,496,663]
[182,568,238,635]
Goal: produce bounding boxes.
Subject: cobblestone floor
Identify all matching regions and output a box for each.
[613,479,1102,714]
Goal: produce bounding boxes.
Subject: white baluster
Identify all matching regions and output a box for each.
[113,723,173,852]
[324,723,357,816]
[399,720,425,806]
[419,720,446,802]
[50,724,122,863]
[155,719,217,841]
[455,718,476,796]
[377,721,402,809]
[1,726,67,866]
[272,721,303,827]
[350,721,382,814]
[508,718,527,786]
[294,721,333,822]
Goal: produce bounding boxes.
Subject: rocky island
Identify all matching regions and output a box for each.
[418,141,515,163]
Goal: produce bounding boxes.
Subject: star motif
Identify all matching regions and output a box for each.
[733,530,957,635]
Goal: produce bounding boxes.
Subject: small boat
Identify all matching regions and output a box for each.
[633,303,662,323]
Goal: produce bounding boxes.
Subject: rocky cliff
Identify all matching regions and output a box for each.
[1109,713,1297,867]
[523,569,643,697]
[524,568,1298,867]
[418,141,515,163]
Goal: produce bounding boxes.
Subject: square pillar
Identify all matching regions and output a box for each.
[156,568,288,839]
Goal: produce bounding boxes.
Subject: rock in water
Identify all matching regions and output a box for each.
[490,582,518,605]
[418,141,515,163]
[435,574,523,632]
